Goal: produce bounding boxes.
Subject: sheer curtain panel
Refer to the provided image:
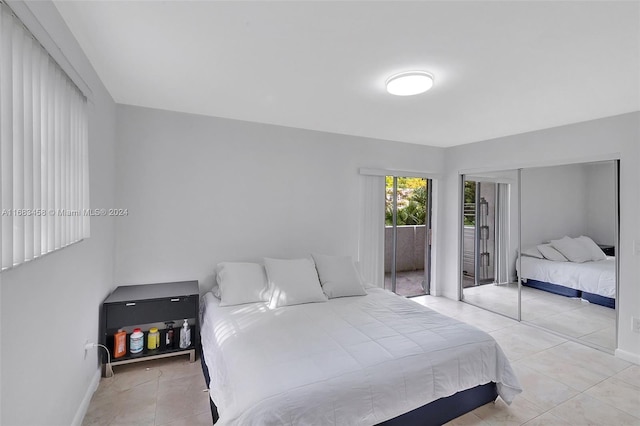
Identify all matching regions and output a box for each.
[0,1,89,271]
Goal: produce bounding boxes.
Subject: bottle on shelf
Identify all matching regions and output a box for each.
[130,328,144,354]
[179,319,191,349]
[165,321,174,349]
[147,327,160,350]
[114,329,127,358]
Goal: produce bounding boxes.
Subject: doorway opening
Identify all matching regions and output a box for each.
[384,176,432,297]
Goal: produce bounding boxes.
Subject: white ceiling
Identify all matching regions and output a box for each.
[54,1,640,147]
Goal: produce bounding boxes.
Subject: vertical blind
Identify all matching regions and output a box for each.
[0,1,89,271]
[358,174,385,287]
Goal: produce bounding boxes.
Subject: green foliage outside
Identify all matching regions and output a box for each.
[385,178,428,226]
[463,181,476,226]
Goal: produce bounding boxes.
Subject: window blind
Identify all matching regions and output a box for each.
[0,1,89,271]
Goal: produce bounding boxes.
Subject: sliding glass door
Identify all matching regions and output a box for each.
[384,176,432,296]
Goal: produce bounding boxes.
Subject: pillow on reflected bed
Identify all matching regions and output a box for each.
[312,253,367,298]
[264,257,328,308]
[215,262,270,307]
[576,235,607,261]
[536,243,568,262]
[550,236,592,263]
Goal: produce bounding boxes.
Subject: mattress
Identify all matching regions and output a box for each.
[518,256,616,298]
[200,287,521,425]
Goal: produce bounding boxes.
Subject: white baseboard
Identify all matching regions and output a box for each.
[71,367,101,426]
[615,348,640,365]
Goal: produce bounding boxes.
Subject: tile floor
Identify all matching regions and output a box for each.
[83,295,639,426]
[463,283,616,351]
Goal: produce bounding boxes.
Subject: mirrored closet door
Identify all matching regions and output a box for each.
[459,160,619,352]
[460,170,521,320]
[519,161,618,351]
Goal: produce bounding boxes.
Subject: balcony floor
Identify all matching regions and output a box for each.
[384,270,428,297]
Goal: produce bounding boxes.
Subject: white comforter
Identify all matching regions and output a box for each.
[518,256,616,298]
[200,288,521,425]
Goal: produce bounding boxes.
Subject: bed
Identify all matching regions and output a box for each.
[200,257,521,426]
[518,255,616,309]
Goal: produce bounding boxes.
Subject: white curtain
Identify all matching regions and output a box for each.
[0,2,89,271]
[357,175,385,287]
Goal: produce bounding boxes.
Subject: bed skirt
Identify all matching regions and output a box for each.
[523,279,615,309]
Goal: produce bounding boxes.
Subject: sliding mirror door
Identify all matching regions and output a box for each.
[519,161,618,351]
[460,170,520,319]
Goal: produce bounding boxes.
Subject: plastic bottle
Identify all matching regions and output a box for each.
[130,328,144,354]
[147,327,160,350]
[114,329,127,358]
[179,319,191,349]
[165,321,174,349]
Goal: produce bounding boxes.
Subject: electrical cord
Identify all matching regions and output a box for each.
[94,343,114,378]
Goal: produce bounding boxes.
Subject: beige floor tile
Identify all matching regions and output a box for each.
[527,310,612,339]
[585,377,640,418]
[472,396,546,425]
[549,393,640,426]
[517,341,629,391]
[105,380,159,425]
[579,326,616,349]
[445,410,491,425]
[614,364,640,387]
[518,352,609,391]
[157,411,214,426]
[512,364,579,411]
[521,412,572,426]
[456,309,518,333]
[489,323,565,361]
[155,373,211,425]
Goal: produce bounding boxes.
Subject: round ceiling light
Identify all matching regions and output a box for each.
[385,71,434,96]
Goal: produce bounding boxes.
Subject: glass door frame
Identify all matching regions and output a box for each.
[386,176,432,296]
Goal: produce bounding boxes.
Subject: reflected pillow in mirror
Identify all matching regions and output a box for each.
[549,236,592,263]
[576,236,607,261]
[536,244,568,262]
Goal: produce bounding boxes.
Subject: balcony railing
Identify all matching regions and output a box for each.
[384,225,427,297]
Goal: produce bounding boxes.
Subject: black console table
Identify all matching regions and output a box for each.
[100,280,199,375]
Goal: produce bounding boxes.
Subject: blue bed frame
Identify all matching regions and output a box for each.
[200,343,498,425]
[522,279,615,309]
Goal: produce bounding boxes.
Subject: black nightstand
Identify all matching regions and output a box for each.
[597,244,615,256]
[100,280,199,375]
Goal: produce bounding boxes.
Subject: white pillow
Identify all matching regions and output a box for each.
[264,257,328,308]
[536,244,568,262]
[311,254,367,298]
[550,236,592,263]
[520,246,544,259]
[576,235,607,261]
[216,262,270,307]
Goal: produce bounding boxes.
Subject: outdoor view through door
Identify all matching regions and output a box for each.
[384,177,432,296]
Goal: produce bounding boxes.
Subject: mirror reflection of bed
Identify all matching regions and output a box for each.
[460,161,618,353]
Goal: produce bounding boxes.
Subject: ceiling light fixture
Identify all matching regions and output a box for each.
[385,71,434,96]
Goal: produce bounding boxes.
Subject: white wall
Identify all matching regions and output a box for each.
[585,161,616,246]
[114,105,444,294]
[521,163,588,247]
[0,2,117,425]
[520,162,615,248]
[440,112,640,362]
